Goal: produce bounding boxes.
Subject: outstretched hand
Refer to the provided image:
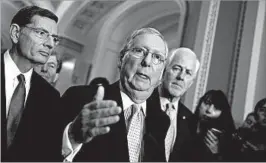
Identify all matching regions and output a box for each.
[69,85,122,144]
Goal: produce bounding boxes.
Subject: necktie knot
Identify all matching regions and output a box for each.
[166,103,175,120]
[17,74,25,84]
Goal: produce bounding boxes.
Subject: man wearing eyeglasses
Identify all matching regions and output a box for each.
[60,28,170,162]
[1,6,62,161]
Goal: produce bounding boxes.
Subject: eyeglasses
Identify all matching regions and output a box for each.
[129,47,166,65]
[23,26,60,46]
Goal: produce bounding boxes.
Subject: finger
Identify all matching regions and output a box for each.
[90,107,122,119]
[93,85,105,101]
[84,100,117,110]
[89,115,120,127]
[207,130,218,142]
[87,126,111,137]
[204,136,213,146]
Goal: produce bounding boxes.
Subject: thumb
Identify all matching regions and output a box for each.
[93,85,105,101]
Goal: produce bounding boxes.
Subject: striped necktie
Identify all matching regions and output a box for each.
[7,74,26,148]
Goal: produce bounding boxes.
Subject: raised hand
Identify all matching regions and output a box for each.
[69,85,122,144]
[204,129,220,154]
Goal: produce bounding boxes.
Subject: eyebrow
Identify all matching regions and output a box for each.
[35,27,59,37]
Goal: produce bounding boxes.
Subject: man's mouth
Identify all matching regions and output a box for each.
[39,51,49,57]
[172,82,183,89]
[136,72,150,80]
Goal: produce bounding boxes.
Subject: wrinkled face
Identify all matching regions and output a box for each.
[17,15,58,64]
[162,52,197,98]
[199,101,222,121]
[257,103,266,127]
[242,115,256,129]
[34,55,58,84]
[120,34,166,93]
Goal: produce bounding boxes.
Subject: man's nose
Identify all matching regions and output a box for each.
[176,70,185,80]
[41,64,48,72]
[141,52,152,67]
[43,36,54,49]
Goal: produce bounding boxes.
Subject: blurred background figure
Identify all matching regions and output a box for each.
[193,90,236,161]
[89,77,109,87]
[34,51,62,86]
[240,112,258,131]
[234,98,266,161]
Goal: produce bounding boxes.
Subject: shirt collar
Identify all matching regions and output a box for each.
[120,90,147,116]
[4,50,33,86]
[160,96,179,112]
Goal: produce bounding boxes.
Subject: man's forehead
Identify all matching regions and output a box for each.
[170,53,197,68]
[29,15,58,33]
[47,55,58,64]
[133,34,166,53]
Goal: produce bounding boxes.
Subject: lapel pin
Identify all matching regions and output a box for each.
[182,116,186,119]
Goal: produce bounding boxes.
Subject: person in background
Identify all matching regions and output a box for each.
[34,51,62,86]
[89,77,110,87]
[60,27,170,162]
[158,47,200,161]
[193,90,236,161]
[236,98,266,161]
[1,6,62,161]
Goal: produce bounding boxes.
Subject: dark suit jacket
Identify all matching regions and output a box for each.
[168,102,197,162]
[60,82,170,162]
[1,52,63,161]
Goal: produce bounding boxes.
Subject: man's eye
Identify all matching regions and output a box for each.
[186,70,192,76]
[153,54,163,60]
[133,48,144,54]
[53,37,60,43]
[35,30,47,36]
[172,67,181,71]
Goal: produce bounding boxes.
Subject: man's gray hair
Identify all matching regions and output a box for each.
[166,47,200,74]
[119,27,169,61]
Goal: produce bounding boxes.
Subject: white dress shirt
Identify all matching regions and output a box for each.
[62,88,146,162]
[4,50,33,117]
[160,97,179,160]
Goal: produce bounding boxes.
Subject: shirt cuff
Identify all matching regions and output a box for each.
[62,122,83,162]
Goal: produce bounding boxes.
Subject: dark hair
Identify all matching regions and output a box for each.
[254,98,266,115]
[11,6,58,27]
[89,77,109,87]
[50,51,62,73]
[195,90,236,133]
[245,112,258,121]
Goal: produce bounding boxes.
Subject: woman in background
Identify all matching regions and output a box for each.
[236,98,266,161]
[193,90,236,161]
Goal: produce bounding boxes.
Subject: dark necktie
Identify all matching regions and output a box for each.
[7,74,26,148]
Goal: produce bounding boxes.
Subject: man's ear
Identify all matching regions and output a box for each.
[10,24,21,44]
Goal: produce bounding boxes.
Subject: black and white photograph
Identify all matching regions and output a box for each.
[1,0,266,162]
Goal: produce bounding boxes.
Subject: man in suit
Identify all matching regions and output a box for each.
[159,47,200,161]
[1,6,62,161]
[61,28,170,162]
[34,51,62,86]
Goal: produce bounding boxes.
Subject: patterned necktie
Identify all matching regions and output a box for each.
[127,104,144,162]
[165,103,175,161]
[7,74,26,148]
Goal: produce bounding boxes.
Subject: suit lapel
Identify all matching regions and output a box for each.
[104,81,129,161]
[144,89,170,161]
[170,102,191,161]
[1,52,7,157]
